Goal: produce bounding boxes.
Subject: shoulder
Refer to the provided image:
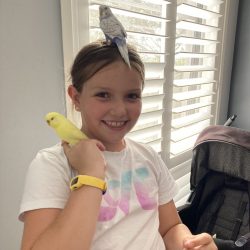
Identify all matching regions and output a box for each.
[35,143,66,163]
[19,144,71,221]
[29,143,71,177]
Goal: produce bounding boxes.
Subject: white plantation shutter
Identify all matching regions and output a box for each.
[171,0,222,157]
[60,0,238,206]
[166,0,227,206]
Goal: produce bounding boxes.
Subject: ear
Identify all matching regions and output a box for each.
[68,85,81,110]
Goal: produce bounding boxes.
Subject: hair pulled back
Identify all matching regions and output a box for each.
[70,40,145,92]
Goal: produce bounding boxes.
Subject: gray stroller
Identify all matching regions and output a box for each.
[178,125,250,250]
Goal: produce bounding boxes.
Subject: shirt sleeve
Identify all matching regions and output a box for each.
[19,146,71,221]
[154,153,179,205]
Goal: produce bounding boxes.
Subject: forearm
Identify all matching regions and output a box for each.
[163,223,192,250]
[30,186,102,250]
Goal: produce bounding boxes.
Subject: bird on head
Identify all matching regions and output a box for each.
[99,5,131,68]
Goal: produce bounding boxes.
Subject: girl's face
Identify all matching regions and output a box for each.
[69,61,143,151]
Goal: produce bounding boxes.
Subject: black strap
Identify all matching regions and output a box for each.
[230,199,247,241]
[206,193,225,234]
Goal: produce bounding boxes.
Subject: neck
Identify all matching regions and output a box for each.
[104,139,126,152]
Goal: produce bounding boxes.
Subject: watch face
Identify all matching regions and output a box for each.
[71,177,79,185]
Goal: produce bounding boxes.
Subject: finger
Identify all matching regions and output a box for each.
[184,233,212,248]
[61,141,71,153]
[93,140,106,151]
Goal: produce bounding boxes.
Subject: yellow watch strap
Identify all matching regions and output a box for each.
[70,175,107,194]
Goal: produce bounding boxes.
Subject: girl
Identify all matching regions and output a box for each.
[20,41,217,250]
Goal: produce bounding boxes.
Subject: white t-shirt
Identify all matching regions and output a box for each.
[19,138,178,250]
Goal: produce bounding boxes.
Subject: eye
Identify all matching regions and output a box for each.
[95,92,110,99]
[127,93,141,100]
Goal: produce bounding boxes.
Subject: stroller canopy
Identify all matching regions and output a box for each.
[191,125,250,187]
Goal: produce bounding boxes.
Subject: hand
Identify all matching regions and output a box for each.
[183,233,218,250]
[62,139,106,179]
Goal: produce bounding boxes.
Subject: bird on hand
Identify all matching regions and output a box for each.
[45,112,88,146]
[99,5,131,68]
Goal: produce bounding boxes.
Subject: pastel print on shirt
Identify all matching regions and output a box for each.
[98,166,157,221]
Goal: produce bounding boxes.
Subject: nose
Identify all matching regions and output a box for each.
[110,99,127,117]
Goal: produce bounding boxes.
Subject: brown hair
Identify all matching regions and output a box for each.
[70,40,145,92]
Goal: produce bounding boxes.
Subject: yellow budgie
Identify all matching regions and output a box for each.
[45,112,88,145]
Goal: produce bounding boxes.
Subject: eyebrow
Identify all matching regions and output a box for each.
[92,87,142,92]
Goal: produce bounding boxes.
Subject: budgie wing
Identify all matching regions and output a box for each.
[58,121,87,145]
[100,16,125,39]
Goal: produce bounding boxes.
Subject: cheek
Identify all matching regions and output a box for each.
[81,101,107,120]
[130,102,142,118]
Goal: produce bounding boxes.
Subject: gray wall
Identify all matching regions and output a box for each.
[0,1,65,249]
[228,0,250,130]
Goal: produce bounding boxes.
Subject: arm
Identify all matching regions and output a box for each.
[159,200,217,250]
[21,139,106,250]
[159,200,191,249]
[21,186,102,250]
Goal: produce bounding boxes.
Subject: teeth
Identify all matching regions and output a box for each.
[105,121,126,127]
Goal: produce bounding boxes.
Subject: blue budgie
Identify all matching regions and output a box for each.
[99,5,131,68]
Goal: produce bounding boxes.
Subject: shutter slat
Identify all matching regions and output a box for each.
[177,20,220,33]
[175,52,217,59]
[177,3,222,20]
[171,119,210,142]
[172,112,212,129]
[173,90,215,101]
[170,134,198,155]
[174,78,216,87]
[145,79,165,88]
[176,36,219,45]
[175,65,216,72]
[129,124,162,140]
[143,83,163,97]
[145,63,165,79]
[188,0,223,6]
[172,102,214,113]
[133,111,163,131]
[170,159,192,179]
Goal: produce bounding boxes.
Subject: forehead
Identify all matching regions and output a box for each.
[84,61,143,90]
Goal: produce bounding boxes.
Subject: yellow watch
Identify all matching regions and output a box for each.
[70,175,107,194]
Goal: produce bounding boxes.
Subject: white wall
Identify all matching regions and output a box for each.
[0,1,65,249]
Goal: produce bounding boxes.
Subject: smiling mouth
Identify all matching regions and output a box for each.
[102,120,127,129]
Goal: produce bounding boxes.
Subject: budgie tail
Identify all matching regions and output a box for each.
[114,37,131,68]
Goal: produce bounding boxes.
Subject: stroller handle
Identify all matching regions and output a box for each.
[224,114,237,126]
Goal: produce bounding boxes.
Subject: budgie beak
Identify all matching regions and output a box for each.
[46,120,50,126]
